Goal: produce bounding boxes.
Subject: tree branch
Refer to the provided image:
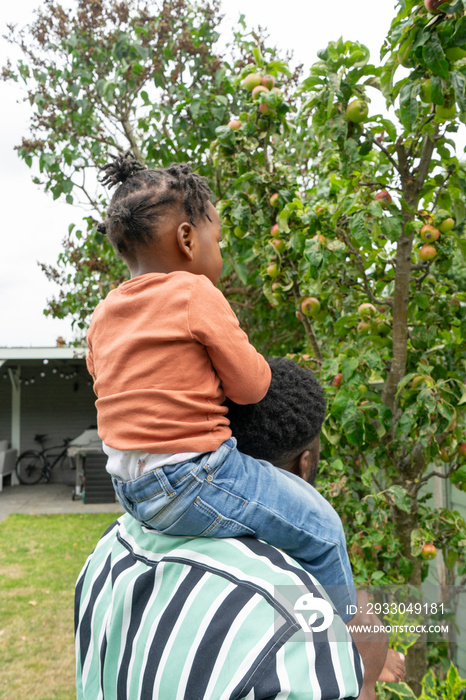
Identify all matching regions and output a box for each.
[416,463,458,489]
[432,171,453,209]
[337,226,393,307]
[414,132,437,192]
[293,286,323,366]
[121,115,146,165]
[359,181,403,194]
[372,138,400,172]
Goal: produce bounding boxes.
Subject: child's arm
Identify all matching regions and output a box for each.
[189,275,271,404]
[86,342,96,384]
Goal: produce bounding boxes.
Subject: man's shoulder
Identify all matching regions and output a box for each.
[117,513,311,586]
[76,515,363,700]
[78,513,325,627]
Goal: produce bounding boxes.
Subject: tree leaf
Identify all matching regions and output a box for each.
[422,35,449,80]
[341,357,359,381]
[386,485,411,513]
[399,82,418,128]
[341,406,365,445]
[350,212,371,248]
[450,14,466,46]
[451,71,466,112]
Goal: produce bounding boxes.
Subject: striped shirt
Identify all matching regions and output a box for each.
[75,514,363,699]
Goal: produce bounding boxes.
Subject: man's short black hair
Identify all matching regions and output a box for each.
[225,357,326,468]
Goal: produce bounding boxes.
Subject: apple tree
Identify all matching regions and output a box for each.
[4,0,466,692]
[2,0,282,330]
[211,1,466,691]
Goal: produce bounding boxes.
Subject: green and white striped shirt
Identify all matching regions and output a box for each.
[75,514,363,699]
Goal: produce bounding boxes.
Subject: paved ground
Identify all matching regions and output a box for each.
[0,481,123,523]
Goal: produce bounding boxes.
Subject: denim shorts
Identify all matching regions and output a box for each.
[112,437,356,620]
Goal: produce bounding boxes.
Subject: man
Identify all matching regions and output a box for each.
[75,358,400,698]
[225,357,405,698]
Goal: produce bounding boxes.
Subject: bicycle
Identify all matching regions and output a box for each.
[16,434,75,486]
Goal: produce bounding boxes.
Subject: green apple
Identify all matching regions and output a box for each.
[270,223,280,236]
[357,321,371,334]
[420,224,440,242]
[445,47,466,62]
[269,238,286,253]
[252,85,269,101]
[243,73,262,91]
[420,79,432,104]
[424,0,447,13]
[261,74,276,90]
[421,543,437,560]
[439,217,454,233]
[440,447,451,463]
[233,226,248,238]
[419,244,437,261]
[269,193,279,207]
[374,190,392,208]
[301,297,321,317]
[358,302,377,318]
[346,99,369,123]
[435,103,456,122]
[228,120,242,130]
[398,40,412,68]
[266,263,280,278]
[375,321,391,336]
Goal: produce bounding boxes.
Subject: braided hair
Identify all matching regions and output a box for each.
[98,152,214,255]
[225,357,327,469]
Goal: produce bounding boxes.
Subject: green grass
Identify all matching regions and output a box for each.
[0,514,118,700]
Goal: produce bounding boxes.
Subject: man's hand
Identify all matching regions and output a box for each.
[378,649,406,683]
[346,590,389,700]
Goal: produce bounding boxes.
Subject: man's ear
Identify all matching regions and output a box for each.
[176,222,195,260]
[296,436,320,486]
[297,450,312,482]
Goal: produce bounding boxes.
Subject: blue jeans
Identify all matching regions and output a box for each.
[112,437,356,620]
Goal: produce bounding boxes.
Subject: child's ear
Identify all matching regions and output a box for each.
[176,222,195,260]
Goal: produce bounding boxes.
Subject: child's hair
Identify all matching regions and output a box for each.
[98,152,213,254]
[225,357,327,468]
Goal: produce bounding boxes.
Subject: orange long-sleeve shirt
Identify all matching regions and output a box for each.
[86,271,271,453]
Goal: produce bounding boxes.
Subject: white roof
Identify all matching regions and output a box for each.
[0,347,87,361]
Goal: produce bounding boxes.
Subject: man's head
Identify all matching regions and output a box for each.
[225,357,326,485]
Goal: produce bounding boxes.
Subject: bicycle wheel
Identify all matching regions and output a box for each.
[58,454,77,488]
[16,451,46,485]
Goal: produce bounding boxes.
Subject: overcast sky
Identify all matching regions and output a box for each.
[0,0,444,348]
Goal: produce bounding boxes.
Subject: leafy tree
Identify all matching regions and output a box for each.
[4,0,466,692]
[212,2,466,690]
[2,0,264,328]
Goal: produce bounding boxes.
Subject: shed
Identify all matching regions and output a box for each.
[0,347,97,459]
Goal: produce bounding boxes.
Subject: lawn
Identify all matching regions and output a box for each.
[0,513,118,700]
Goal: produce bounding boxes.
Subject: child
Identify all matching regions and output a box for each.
[87,151,356,621]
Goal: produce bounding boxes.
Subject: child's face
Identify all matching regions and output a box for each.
[193,202,223,285]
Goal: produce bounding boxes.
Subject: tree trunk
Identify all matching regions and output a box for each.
[393,504,427,695]
[381,221,414,415]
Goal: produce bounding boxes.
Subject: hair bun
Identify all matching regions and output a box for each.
[100,151,146,189]
[110,206,132,225]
